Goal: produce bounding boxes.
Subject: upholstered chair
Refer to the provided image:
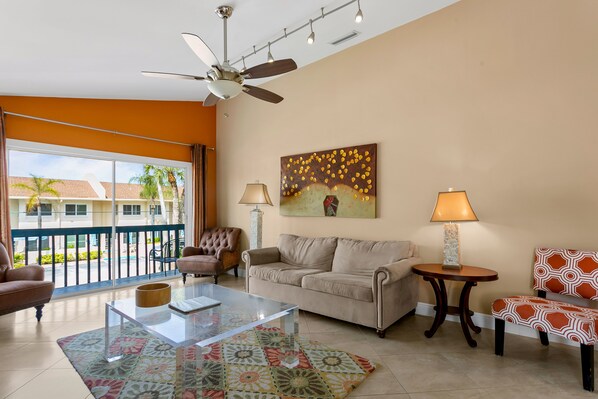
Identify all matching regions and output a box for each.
[0,242,55,321]
[176,227,241,284]
[492,247,598,391]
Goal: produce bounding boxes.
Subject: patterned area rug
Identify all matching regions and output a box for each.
[57,323,376,399]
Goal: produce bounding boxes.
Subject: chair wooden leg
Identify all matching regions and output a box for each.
[234,265,239,278]
[581,344,594,391]
[495,318,505,356]
[182,273,187,284]
[539,330,549,346]
[213,275,219,285]
[34,305,44,322]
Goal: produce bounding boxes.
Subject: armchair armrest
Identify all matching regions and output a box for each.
[182,246,204,257]
[242,247,280,267]
[374,257,422,286]
[6,264,45,282]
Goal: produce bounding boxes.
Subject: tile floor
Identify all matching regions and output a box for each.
[0,274,594,398]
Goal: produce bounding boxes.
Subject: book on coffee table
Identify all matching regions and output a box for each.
[169,296,221,314]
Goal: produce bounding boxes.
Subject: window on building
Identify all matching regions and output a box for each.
[123,204,141,216]
[150,205,162,216]
[65,204,87,216]
[26,204,52,216]
[66,235,87,248]
[26,236,49,251]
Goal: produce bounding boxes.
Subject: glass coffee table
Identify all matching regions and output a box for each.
[104,283,298,398]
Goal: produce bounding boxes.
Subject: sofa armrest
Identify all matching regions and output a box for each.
[182,246,204,257]
[6,265,45,282]
[374,257,422,286]
[242,247,280,267]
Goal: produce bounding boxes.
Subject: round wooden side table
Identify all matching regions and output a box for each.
[412,263,498,348]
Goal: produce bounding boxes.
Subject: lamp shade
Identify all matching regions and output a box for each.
[238,183,273,206]
[430,190,478,222]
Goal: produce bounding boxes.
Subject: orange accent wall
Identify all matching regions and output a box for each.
[0,96,217,227]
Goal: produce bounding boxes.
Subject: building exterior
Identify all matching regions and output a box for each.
[9,175,177,252]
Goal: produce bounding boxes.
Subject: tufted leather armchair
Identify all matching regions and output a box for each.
[0,242,55,321]
[176,227,242,284]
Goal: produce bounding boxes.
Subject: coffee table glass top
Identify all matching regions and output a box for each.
[106,283,297,348]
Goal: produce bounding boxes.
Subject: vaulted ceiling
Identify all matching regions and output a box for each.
[0,0,459,101]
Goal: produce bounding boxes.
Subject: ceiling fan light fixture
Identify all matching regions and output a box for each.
[267,42,275,63]
[207,79,243,100]
[355,0,363,23]
[307,19,315,44]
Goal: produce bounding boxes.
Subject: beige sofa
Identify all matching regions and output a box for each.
[243,234,421,337]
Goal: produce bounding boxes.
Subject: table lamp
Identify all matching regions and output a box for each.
[430,188,478,269]
[238,182,273,249]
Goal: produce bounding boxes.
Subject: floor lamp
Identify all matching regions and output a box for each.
[238,182,273,249]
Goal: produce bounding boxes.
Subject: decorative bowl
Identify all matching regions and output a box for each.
[135,283,171,308]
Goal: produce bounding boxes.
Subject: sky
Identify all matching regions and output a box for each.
[9,151,145,183]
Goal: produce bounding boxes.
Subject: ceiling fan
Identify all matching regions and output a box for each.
[142,5,297,107]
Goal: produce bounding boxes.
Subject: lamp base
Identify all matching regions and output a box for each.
[442,223,461,270]
[249,208,263,249]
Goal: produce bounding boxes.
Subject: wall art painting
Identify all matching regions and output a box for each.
[280,143,377,218]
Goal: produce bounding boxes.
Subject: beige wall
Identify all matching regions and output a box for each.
[216,0,598,313]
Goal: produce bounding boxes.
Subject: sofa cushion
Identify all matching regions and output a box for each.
[332,238,411,276]
[278,235,337,271]
[249,262,324,287]
[176,255,222,274]
[0,280,54,312]
[302,272,373,302]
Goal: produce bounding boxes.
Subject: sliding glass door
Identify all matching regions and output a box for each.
[7,141,190,293]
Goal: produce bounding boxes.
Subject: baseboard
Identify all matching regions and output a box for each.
[415,302,591,350]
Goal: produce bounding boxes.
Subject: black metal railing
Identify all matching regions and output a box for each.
[11,224,185,289]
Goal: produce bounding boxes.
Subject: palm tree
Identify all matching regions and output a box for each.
[130,171,160,225]
[12,174,63,228]
[137,165,185,224]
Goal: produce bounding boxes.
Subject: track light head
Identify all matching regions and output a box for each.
[241,56,247,73]
[267,42,274,63]
[307,19,315,44]
[355,0,363,23]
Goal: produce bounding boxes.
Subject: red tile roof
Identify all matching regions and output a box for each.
[8,176,163,201]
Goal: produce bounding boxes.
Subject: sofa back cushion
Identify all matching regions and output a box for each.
[278,234,337,271]
[332,238,411,276]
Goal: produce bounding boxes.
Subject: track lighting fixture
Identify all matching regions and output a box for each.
[267,42,274,63]
[307,19,315,44]
[355,0,363,23]
[231,0,365,69]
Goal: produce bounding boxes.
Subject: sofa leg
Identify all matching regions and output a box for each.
[182,273,187,284]
[495,318,505,356]
[539,330,549,346]
[234,265,239,278]
[34,305,44,322]
[408,308,416,316]
[581,344,594,391]
[376,329,386,338]
[214,275,219,285]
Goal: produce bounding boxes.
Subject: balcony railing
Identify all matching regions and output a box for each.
[11,224,185,291]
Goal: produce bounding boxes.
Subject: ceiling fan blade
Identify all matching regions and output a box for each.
[243,85,284,104]
[242,59,297,79]
[203,92,220,107]
[182,33,221,68]
[141,71,204,80]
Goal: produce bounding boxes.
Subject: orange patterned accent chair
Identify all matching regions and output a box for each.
[176,227,241,285]
[492,248,598,391]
